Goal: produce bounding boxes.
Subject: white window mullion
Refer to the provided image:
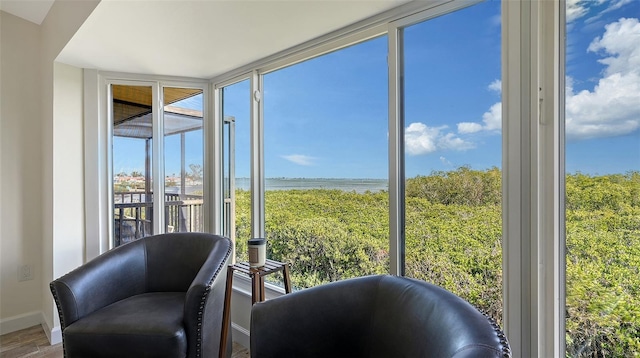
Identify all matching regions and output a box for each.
[503,0,564,356]
[502,0,536,356]
[537,0,564,356]
[152,83,165,234]
[250,70,265,238]
[210,83,223,235]
[387,23,404,277]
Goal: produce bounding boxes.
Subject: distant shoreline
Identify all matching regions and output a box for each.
[163,178,389,195]
[235,177,388,193]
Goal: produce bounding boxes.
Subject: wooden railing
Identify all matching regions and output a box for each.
[165,194,204,233]
[114,192,203,247]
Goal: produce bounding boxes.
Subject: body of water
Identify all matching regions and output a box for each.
[164,178,389,194]
[235,178,388,193]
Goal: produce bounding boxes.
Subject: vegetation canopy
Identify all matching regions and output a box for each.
[234,168,639,357]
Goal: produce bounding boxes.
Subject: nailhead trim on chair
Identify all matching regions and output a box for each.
[482,312,512,358]
[194,243,233,358]
[51,236,233,358]
[49,282,68,358]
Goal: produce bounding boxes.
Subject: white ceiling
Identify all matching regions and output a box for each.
[0,0,54,25]
[53,0,410,79]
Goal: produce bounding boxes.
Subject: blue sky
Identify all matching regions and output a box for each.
[115,0,639,179]
[564,0,640,174]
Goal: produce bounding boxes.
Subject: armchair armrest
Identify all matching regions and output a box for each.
[50,240,147,329]
[184,236,232,358]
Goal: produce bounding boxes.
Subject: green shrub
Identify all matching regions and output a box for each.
[234,169,640,357]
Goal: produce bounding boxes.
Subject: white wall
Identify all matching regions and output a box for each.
[52,62,86,275]
[38,61,86,342]
[0,0,99,340]
[0,11,44,334]
[39,0,100,342]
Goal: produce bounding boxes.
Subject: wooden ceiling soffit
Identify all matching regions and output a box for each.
[112,85,202,126]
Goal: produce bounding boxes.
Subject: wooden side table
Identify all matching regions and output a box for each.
[219,259,292,358]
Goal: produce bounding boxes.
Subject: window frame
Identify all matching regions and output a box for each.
[84,72,209,255]
[212,1,564,355]
[86,0,566,354]
[502,1,564,356]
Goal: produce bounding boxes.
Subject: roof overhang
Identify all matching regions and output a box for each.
[112,85,202,139]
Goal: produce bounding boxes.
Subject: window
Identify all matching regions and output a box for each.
[564,1,640,356]
[90,0,633,354]
[262,36,389,289]
[401,0,503,324]
[220,79,251,262]
[112,84,156,246]
[109,83,206,247]
[163,87,205,233]
[208,1,559,354]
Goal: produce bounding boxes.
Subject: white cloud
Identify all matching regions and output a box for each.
[457,18,640,141]
[405,122,474,156]
[440,133,474,150]
[282,154,316,166]
[587,0,634,23]
[568,0,614,23]
[488,79,502,93]
[606,0,633,12]
[481,102,502,131]
[567,0,590,23]
[440,156,452,166]
[567,72,640,139]
[600,0,633,15]
[457,122,483,134]
[455,79,503,135]
[457,102,502,134]
[567,17,640,140]
[588,17,640,76]
[405,123,438,155]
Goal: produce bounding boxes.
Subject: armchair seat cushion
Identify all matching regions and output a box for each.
[63,292,187,358]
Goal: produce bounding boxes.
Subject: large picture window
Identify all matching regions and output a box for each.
[90,0,640,354]
[401,0,503,325]
[564,1,640,356]
[262,36,389,289]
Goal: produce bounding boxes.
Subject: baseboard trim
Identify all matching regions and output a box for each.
[0,311,42,335]
[41,313,62,345]
[2,310,247,349]
[231,322,250,349]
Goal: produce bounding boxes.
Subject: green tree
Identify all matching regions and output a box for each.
[406,166,501,206]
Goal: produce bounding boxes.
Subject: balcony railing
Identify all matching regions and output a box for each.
[114,192,203,247]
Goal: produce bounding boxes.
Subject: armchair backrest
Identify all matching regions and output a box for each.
[250,275,511,358]
[144,233,220,292]
[251,275,379,357]
[369,276,509,357]
[51,241,147,328]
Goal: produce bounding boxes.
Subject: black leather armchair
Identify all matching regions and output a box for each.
[50,232,232,358]
[251,275,510,358]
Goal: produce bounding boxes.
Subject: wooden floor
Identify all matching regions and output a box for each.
[0,325,250,358]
